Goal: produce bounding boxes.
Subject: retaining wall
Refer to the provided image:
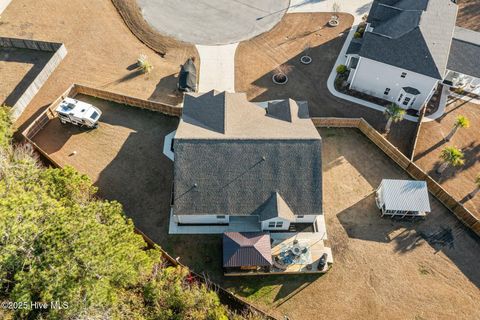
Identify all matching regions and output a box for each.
[314,117,480,237]
[0,37,67,120]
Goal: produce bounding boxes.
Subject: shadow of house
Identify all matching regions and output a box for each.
[1,47,52,106]
[236,17,417,156]
[148,72,182,105]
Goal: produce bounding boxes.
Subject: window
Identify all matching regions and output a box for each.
[297,215,304,219]
[397,94,403,102]
[90,111,99,120]
[383,88,390,95]
[403,97,411,106]
[275,221,283,228]
[268,222,275,228]
[216,215,226,219]
[401,72,407,78]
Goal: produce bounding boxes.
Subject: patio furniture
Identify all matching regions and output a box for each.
[317,253,328,271]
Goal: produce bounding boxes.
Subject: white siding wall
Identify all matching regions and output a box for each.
[176,215,229,224]
[350,57,438,110]
[261,218,290,231]
[294,215,317,223]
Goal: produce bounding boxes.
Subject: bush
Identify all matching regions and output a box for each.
[336,64,347,74]
[354,32,362,38]
[0,104,13,149]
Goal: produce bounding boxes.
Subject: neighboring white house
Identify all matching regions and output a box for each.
[168,91,325,235]
[344,0,480,111]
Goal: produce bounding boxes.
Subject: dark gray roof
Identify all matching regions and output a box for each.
[447,27,480,78]
[403,86,421,95]
[380,179,431,212]
[257,192,296,221]
[173,91,322,217]
[223,232,272,267]
[178,58,197,92]
[346,38,363,55]
[361,0,457,79]
[266,99,309,122]
[173,139,322,216]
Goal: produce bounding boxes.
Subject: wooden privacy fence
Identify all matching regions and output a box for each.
[313,117,480,237]
[0,37,67,120]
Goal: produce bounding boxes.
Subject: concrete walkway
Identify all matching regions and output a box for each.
[197,44,238,93]
[423,85,449,122]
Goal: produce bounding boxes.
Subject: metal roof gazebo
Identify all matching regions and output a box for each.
[375,179,431,218]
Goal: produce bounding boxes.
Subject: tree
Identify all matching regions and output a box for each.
[384,103,406,133]
[436,146,464,174]
[468,174,480,199]
[0,117,235,319]
[446,115,469,141]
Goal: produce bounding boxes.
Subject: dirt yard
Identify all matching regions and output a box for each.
[29,95,221,272]
[0,0,198,132]
[221,128,480,320]
[0,48,51,106]
[458,0,480,31]
[414,96,480,217]
[235,13,418,156]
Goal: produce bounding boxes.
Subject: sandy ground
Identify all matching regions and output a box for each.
[235,13,417,156]
[223,128,480,320]
[0,0,198,133]
[414,96,480,217]
[0,48,51,106]
[457,0,480,31]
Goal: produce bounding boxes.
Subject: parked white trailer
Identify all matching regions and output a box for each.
[55,97,101,128]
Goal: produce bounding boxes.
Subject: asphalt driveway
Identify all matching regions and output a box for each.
[137,0,290,45]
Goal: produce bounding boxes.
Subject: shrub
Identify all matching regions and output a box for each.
[354,32,362,38]
[336,64,347,74]
[0,104,13,149]
[137,54,153,73]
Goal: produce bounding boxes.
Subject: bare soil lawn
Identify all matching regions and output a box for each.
[0,0,198,132]
[30,95,220,271]
[458,0,480,31]
[221,128,480,320]
[0,48,51,106]
[414,96,480,217]
[235,13,417,156]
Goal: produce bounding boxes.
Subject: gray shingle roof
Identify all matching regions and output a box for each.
[266,99,309,122]
[380,179,431,212]
[403,86,421,95]
[223,232,272,267]
[361,0,457,79]
[447,27,480,78]
[173,91,322,217]
[257,192,296,221]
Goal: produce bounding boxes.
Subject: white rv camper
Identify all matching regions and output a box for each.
[55,97,102,128]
